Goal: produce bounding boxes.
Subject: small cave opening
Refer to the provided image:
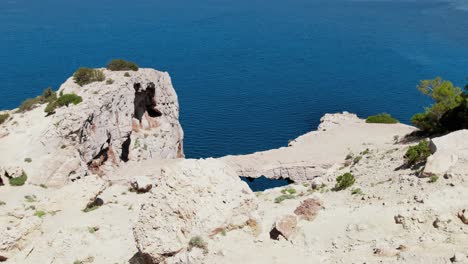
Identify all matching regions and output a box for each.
[240,176,293,192]
[120,134,131,162]
[133,82,162,122]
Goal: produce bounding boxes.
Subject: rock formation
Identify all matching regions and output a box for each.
[133,159,259,263]
[0,69,183,186]
[220,112,416,182]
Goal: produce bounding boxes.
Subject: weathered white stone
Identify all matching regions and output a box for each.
[0,69,184,186]
[423,130,468,178]
[133,159,258,263]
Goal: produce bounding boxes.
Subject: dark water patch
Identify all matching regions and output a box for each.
[241,176,293,192]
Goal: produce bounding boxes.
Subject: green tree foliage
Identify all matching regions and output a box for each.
[411,77,464,133]
[366,113,399,124]
[73,68,105,86]
[404,140,431,166]
[9,171,28,186]
[106,59,139,71]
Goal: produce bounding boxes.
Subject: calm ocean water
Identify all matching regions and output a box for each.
[1,0,467,158]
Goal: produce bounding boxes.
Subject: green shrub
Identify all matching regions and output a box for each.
[34,210,46,218]
[124,72,131,77]
[353,155,362,164]
[24,158,32,163]
[56,94,82,106]
[0,113,9,124]
[274,194,295,203]
[366,113,399,124]
[429,175,439,183]
[45,93,83,114]
[188,236,207,252]
[334,173,355,191]
[88,226,99,234]
[107,59,139,71]
[18,98,40,112]
[9,171,28,186]
[404,140,431,166]
[73,68,105,86]
[106,78,114,85]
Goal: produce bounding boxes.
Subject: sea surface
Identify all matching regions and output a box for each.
[1,0,468,158]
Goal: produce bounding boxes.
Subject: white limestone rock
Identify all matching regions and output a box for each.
[0,68,184,186]
[133,159,259,264]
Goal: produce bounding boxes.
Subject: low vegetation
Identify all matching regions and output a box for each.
[366,113,399,124]
[411,77,468,134]
[88,226,99,234]
[24,158,32,163]
[351,188,364,195]
[334,173,355,191]
[274,194,295,203]
[124,72,131,77]
[25,195,37,203]
[281,188,297,195]
[83,205,100,213]
[17,87,57,113]
[45,93,83,114]
[9,171,28,186]
[106,59,139,71]
[429,175,439,183]
[106,78,114,85]
[0,113,9,125]
[404,140,431,166]
[73,68,105,86]
[188,236,208,252]
[34,210,46,218]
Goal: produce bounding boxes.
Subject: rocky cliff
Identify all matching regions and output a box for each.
[0,68,183,186]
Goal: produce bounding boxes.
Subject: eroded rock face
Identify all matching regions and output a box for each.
[0,69,184,186]
[133,159,259,264]
[270,215,297,240]
[423,130,468,178]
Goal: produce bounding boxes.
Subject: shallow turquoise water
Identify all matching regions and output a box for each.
[1,0,467,158]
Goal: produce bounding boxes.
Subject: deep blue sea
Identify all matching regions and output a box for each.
[1,0,467,158]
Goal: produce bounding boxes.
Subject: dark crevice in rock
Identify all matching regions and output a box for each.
[241,176,293,192]
[134,82,162,122]
[87,132,111,173]
[121,133,131,162]
[79,113,95,144]
[269,227,282,240]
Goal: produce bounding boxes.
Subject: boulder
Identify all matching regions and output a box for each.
[270,215,298,240]
[423,130,468,177]
[294,198,322,221]
[133,159,258,263]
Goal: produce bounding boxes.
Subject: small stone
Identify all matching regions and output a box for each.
[457,209,468,225]
[270,215,298,240]
[414,195,424,204]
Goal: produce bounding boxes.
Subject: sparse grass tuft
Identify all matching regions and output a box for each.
[83,205,100,213]
[24,195,36,203]
[24,158,32,163]
[0,113,9,125]
[351,188,364,195]
[281,188,297,195]
[34,210,46,218]
[274,194,295,203]
[188,236,208,252]
[39,184,48,189]
[124,72,131,77]
[88,226,99,234]
[106,78,114,85]
[428,175,439,183]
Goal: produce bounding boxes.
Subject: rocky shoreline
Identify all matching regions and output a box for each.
[1,68,467,263]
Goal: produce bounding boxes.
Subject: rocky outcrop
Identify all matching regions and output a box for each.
[133,159,259,264]
[220,112,416,183]
[269,215,297,240]
[294,198,322,221]
[0,69,184,186]
[422,129,468,177]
